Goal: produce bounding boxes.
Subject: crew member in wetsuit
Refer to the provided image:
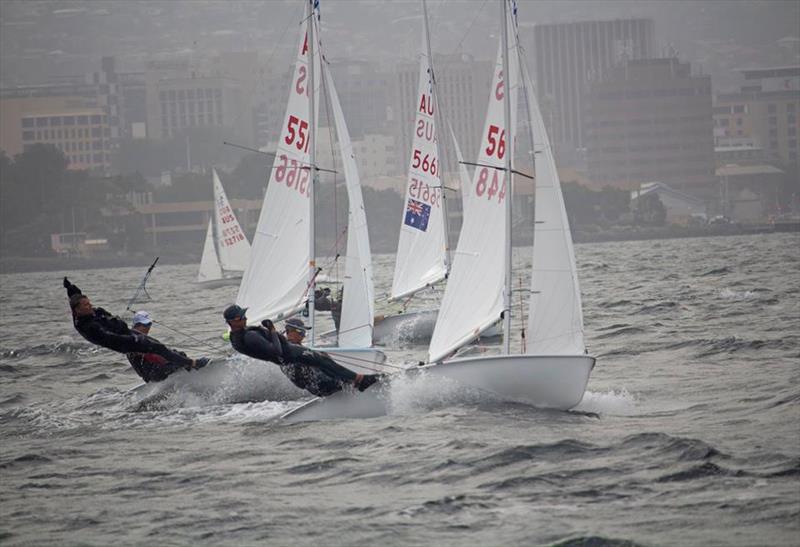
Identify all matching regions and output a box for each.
[223,305,379,396]
[63,277,203,370]
[126,311,208,383]
[313,288,342,331]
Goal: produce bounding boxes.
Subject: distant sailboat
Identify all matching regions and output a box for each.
[197,168,251,287]
[374,4,448,345]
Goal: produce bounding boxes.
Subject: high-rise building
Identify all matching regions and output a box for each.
[714,66,800,170]
[529,18,655,161]
[583,58,715,193]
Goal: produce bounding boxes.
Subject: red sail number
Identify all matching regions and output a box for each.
[285,115,310,153]
[485,124,506,159]
[474,167,506,203]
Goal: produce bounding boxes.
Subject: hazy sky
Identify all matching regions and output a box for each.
[1,0,798,91]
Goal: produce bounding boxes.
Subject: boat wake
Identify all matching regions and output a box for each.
[126,355,308,411]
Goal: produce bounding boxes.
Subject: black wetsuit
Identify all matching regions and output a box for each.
[229,326,358,397]
[314,292,342,331]
[64,279,193,368]
[126,351,190,383]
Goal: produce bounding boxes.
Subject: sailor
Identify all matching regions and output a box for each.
[63,277,203,371]
[126,311,209,383]
[223,305,379,396]
[313,287,342,331]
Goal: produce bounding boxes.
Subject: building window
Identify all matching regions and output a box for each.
[770,128,778,137]
[736,118,743,126]
[789,127,797,137]
[22,118,34,128]
[178,89,185,100]
[159,91,167,101]
[769,116,777,126]
[91,114,102,124]
[36,117,48,127]
[63,116,75,125]
[168,89,176,100]
[22,130,34,140]
[768,104,777,113]
[770,140,778,149]
[788,114,796,125]
[733,105,745,113]
[790,139,798,149]
[77,115,89,125]
[788,103,796,113]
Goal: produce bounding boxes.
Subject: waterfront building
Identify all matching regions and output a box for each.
[528,18,655,161]
[583,58,715,194]
[713,66,800,170]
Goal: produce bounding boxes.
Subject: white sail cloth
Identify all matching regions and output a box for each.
[236,26,320,324]
[428,35,519,363]
[324,64,375,348]
[523,62,585,355]
[390,21,448,301]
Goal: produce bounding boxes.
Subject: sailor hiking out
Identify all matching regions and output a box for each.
[63,277,207,377]
[223,305,379,397]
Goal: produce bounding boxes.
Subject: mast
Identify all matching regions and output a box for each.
[500,0,513,354]
[422,0,450,275]
[307,0,317,345]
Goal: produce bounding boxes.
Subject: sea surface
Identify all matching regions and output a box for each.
[1,233,798,546]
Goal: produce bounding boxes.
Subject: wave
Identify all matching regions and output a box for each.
[553,536,647,547]
[700,266,732,276]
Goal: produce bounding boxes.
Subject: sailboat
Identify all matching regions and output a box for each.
[283,0,594,422]
[373,4,448,345]
[196,168,251,287]
[235,0,386,372]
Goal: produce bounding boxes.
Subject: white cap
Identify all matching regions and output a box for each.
[133,310,153,326]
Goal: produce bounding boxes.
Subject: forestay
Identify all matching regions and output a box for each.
[211,168,250,273]
[523,61,585,355]
[390,20,447,301]
[428,35,519,363]
[236,26,320,324]
[324,64,375,348]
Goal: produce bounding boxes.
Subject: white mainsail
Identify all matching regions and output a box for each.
[390,20,447,301]
[197,222,223,283]
[523,62,585,355]
[324,64,375,348]
[428,37,518,363]
[236,25,320,323]
[211,168,250,273]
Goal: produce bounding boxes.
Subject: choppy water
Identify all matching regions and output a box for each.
[1,233,799,546]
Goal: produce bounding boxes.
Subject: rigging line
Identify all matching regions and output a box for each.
[317,350,407,371]
[151,319,231,357]
[125,257,159,312]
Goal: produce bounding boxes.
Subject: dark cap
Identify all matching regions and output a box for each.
[223,304,248,321]
[285,317,311,332]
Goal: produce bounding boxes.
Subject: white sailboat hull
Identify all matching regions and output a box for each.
[282,354,594,422]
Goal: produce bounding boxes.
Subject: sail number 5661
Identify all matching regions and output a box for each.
[274,154,310,196]
[412,149,437,176]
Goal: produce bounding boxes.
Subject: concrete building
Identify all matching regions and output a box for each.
[714,66,800,170]
[144,52,259,144]
[583,58,715,194]
[528,18,655,161]
[0,56,121,171]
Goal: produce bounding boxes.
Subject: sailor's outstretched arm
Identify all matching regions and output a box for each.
[63,277,82,297]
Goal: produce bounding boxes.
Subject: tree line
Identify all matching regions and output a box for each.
[0,143,651,258]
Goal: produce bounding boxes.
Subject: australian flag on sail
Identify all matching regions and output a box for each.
[404,198,431,232]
